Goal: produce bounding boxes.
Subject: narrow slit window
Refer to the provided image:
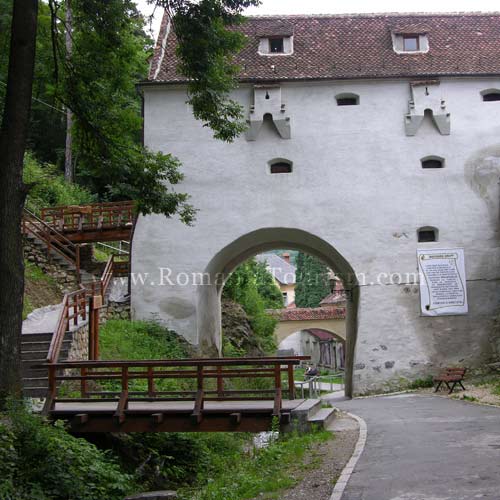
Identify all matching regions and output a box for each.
[403,35,419,52]
[482,91,500,102]
[335,93,360,106]
[270,161,292,174]
[269,37,284,53]
[418,227,438,242]
[421,157,444,169]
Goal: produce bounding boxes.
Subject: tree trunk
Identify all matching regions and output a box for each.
[0,0,39,404]
[64,0,73,182]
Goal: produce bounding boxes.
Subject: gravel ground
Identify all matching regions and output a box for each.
[279,414,359,500]
[420,384,500,406]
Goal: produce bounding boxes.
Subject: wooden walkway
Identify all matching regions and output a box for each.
[40,201,135,243]
[38,357,311,433]
[52,400,307,433]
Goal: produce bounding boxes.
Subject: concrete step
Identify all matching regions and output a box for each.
[21,339,71,352]
[22,377,49,389]
[21,348,69,361]
[22,368,49,379]
[20,341,51,352]
[22,332,54,342]
[289,398,322,430]
[22,358,46,366]
[307,407,337,429]
[23,387,49,398]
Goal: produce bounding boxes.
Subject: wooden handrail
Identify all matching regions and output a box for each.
[40,356,310,369]
[48,251,130,365]
[39,357,310,419]
[22,208,81,281]
[46,287,87,363]
[40,201,135,233]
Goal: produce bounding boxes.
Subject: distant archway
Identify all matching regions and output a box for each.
[198,227,359,397]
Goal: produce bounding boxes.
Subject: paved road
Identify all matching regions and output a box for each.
[329,393,500,500]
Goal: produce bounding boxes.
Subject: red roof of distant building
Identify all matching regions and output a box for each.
[304,328,336,341]
[320,292,346,306]
[149,12,500,83]
[271,306,346,321]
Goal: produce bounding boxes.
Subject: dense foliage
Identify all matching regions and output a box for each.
[87,425,331,500]
[0,404,133,500]
[223,258,282,354]
[294,252,331,308]
[23,153,95,213]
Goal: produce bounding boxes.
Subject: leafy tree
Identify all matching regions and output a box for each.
[0,0,38,404]
[0,0,260,402]
[0,0,65,165]
[224,259,282,310]
[295,252,331,308]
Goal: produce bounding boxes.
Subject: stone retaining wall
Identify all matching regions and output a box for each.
[24,236,78,294]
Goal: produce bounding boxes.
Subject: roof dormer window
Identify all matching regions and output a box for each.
[392,29,429,54]
[258,35,293,55]
[269,37,284,53]
[403,35,419,52]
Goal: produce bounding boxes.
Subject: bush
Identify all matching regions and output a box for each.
[408,376,434,389]
[0,404,134,500]
[24,152,95,213]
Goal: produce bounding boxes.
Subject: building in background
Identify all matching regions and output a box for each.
[256,252,296,307]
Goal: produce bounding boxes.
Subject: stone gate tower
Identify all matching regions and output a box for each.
[135,13,500,395]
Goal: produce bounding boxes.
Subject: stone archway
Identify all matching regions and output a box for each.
[198,227,359,397]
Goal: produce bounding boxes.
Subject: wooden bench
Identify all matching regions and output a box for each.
[434,367,466,394]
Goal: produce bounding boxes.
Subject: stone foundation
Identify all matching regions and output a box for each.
[100,300,131,323]
[67,323,89,362]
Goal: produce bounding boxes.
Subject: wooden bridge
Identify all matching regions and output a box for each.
[22,201,135,282]
[39,201,135,243]
[37,357,315,433]
[22,200,335,433]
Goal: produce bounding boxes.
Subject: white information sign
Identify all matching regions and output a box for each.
[417,248,468,316]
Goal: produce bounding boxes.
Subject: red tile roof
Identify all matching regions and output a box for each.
[149,12,500,83]
[270,306,346,321]
[304,328,336,341]
[319,292,347,306]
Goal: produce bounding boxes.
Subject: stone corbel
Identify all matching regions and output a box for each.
[404,81,450,136]
[246,86,291,141]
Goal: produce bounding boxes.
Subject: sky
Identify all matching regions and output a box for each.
[137,0,500,39]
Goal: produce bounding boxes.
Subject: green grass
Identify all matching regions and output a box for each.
[23,260,60,319]
[179,430,332,500]
[93,246,111,263]
[97,320,194,393]
[99,320,189,361]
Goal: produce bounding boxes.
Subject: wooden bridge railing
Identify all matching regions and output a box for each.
[22,208,81,280]
[47,253,129,364]
[47,287,88,364]
[40,201,135,233]
[42,357,310,421]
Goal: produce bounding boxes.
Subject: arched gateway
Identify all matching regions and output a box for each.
[199,228,358,397]
[133,13,500,395]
